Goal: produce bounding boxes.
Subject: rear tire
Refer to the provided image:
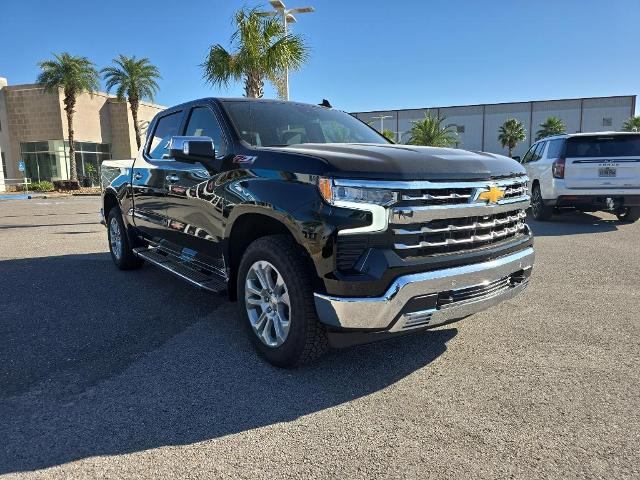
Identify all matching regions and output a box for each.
[237,235,328,367]
[616,206,640,223]
[107,207,144,270]
[531,184,553,221]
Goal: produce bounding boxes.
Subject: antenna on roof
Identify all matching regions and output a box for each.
[319,99,332,108]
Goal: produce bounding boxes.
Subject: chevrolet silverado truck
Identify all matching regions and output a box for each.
[100,98,534,367]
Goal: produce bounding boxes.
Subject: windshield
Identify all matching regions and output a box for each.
[221,100,389,147]
[565,135,640,157]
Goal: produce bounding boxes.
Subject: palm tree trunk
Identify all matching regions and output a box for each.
[129,97,141,150]
[244,71,264,98]
[508,145,513,158]
[64,93,78,184]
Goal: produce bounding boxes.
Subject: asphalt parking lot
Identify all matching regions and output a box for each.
[0,196,638,479]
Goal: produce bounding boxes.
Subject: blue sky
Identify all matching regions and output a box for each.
[0,0,638,112]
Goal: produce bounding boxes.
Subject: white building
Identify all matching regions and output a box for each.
[353,95,636,158]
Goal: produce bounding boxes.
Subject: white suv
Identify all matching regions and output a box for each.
[520,132,640,222]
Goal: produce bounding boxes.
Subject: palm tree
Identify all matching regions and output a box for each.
[622,116,640,132]
[202,7,309,98]
[407,111,458,147]
[536,116,566,141]
[498,118,527,157]
[37,53,99,184]
[102,55,161,149]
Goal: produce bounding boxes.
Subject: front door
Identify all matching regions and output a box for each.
[162,105,232,273]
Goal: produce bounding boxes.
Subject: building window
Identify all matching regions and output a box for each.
[456,125,465,134]
[20,140,111,185]
[603,117,613,127]
[1,152,6,179]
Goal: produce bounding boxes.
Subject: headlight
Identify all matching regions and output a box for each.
[318,177,397,206]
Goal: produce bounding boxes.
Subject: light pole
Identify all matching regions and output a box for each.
[371,114,393,134]
[257,0,314,100]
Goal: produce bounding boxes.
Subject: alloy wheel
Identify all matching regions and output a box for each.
[531,188,542,217]
[109,217,122,260]
[244,260,291,348]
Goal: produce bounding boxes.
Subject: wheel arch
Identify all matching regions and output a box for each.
[225,207,313,301]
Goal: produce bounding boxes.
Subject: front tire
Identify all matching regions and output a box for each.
[107,207,144,270]
[616,206,640,223]
[531,184,553,221]
[237,235,328,367]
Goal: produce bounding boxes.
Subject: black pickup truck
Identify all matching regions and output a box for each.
[100,98,534,366]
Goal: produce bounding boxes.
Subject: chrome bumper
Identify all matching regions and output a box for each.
[314,247,534,332]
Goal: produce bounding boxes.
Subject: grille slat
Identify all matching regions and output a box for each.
[393,209,527,252]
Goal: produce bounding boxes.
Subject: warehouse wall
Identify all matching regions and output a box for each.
[352,96,636,158]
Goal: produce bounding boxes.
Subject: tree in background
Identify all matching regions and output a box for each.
[102,55,161,149]
[622,116,640,132]
[536,117,566,141]
[382,129,396,142]
[498,118,527,157]
[37,53,99,185]
[407,111,458,147]
[202,7,309,98]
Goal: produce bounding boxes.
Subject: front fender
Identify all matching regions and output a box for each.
[222,176,370,286]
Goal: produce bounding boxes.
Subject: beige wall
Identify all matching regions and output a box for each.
[62,91,112,144]
[0,79,165,181]
[0,77,11,190]
[3,84,63,179]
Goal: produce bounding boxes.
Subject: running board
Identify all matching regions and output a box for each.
[133,247,227,293]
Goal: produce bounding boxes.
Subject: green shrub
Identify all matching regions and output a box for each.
[18,181,55,192]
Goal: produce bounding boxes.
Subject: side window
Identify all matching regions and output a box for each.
[521,145,535,164]
[147,111,182,159]
[546,139,564,159]
[184,107,227,156]
[531,142,545,162]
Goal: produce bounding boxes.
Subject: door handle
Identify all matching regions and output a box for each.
[133,172,143,181]
[166,174,180,183]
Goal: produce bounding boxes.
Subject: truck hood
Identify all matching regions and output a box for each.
[274,143,525,181]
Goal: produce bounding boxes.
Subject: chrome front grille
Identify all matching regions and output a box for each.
[333,176,531,269]
[389,176,530,257]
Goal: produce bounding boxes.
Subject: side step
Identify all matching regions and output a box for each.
[133,247,227,293]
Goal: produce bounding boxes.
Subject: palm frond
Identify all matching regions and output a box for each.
[101,55,162,102]
[202,6,310,96]
[407,111,458,147]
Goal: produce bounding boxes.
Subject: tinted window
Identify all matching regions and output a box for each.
[521,145,535,164]
[565,135,640,157]
[222,101,388,147]
[532,142,546,161]
[546,139,564,159]
[147,111,182,159]
[184,107,227,156]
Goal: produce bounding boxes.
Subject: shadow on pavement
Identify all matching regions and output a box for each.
[527,211,619,237]
[0,253,456,474]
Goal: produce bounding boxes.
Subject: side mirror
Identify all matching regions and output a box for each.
[512,155,521,162]
[169,136,215,162]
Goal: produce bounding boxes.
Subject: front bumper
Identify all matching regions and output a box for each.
[314,247,534,332]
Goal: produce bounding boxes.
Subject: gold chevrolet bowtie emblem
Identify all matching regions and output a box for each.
[478,185,505,204]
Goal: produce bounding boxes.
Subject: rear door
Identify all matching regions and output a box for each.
[564,134,640,189]
[131,110,183,242]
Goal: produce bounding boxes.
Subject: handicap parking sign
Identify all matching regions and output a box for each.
[18,161,25,172]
